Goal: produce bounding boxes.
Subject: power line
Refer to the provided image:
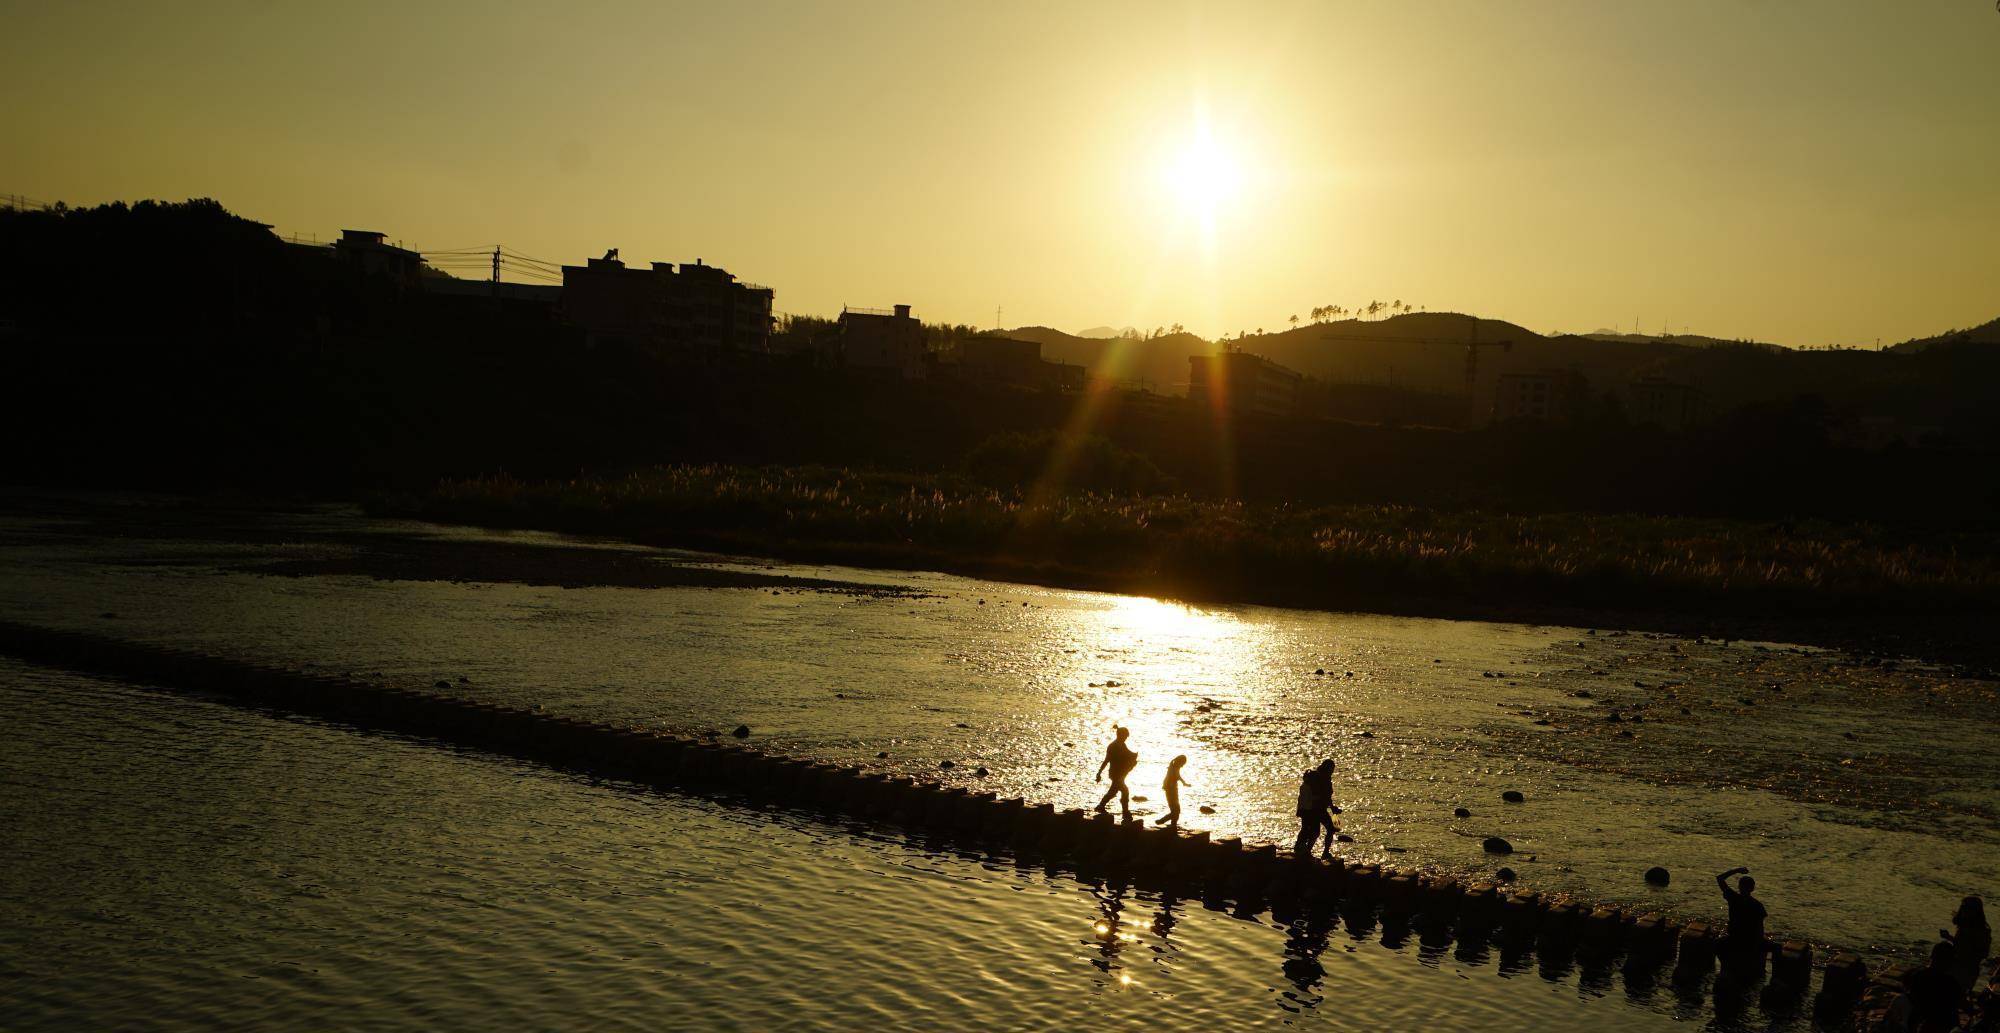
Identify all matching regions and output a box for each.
[267,227,574,287]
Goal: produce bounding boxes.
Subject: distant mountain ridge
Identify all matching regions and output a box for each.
[1006,313,1655,396]
[1581,331,1780,351]
[999,311,2000,445]
[1888,316,2000,354]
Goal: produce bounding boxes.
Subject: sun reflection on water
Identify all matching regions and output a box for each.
[1071,595,1280,829]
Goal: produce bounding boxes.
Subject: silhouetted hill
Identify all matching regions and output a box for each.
[1240,313,1541,392]
[996,313,1702,405]
[999,326,1210,392]
[8,194,1999,503]
[1220,314,1704,405]
[1582,331,1782,351]
[1888,316,2000,354]
[0,197,312,333]
[1073,325,1135,340]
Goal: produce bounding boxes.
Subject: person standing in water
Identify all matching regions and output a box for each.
[1094,726,1138,820]
[1715,867,1769,972]
[1155,755,1191,827]
[1943,896,1990,988]
[1293,759,1338,860]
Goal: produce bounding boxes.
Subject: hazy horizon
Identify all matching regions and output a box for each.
[5,0,1996,347]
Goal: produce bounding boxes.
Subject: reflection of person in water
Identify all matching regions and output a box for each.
[1088,884,1129,975]
[1154,755,1191,827]
[1293,759,1338,860]
[1282,917,1334,1002]
[1149,897,1181,944]
[1714,867,1769,972]
[1094,726,1137,819]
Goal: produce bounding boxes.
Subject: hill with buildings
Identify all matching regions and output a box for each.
[6,194,1999,510]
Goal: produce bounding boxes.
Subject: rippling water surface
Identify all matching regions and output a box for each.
[2,664,1788,1031]
[1,491,1995,1022]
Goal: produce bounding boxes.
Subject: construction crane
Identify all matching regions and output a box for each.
[1321,315,1513,426]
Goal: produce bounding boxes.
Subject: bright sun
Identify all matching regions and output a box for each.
[1162,134,1244,215]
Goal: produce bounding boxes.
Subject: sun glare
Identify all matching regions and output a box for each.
[1162,134,1244,215]
[1103,596,1230,642]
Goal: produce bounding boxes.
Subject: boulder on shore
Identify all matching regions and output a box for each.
[1483,836,1514,854]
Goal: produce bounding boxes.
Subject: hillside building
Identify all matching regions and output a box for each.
[839,304,927,378]
[943,335,1085,393]
[332,229,425,286]
[560,255,772,353]
[1628,376,1707,431]
[1493,368,1588,423]
[1188,351,1302,417]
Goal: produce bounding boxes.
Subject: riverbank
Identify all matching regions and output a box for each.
[377,465,2000,671]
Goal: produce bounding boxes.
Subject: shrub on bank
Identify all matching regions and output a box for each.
[403,465,2000,618]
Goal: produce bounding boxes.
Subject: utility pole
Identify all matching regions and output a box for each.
[491,246,501,284]
[995,305,1002,331]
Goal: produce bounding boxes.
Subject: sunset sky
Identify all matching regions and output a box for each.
[5,1,1996,346]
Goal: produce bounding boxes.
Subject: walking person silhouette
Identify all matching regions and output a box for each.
[1294,759,1338,860]
[1095,726,1138,820]
[1155,755,1191,827]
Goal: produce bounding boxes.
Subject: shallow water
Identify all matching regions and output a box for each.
[0,664,1799,1031]
[0,492,1994,967]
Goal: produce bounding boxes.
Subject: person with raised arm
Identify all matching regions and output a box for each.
[1715,866,1769,972]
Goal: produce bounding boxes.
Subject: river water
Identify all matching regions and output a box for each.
[2,491,1995,1029]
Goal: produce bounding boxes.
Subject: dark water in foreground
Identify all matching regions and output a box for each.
[3,663,1785,1032]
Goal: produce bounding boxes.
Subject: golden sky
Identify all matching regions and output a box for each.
[5,1,1996,346]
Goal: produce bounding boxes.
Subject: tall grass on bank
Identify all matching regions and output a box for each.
[396,464,2000,618]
